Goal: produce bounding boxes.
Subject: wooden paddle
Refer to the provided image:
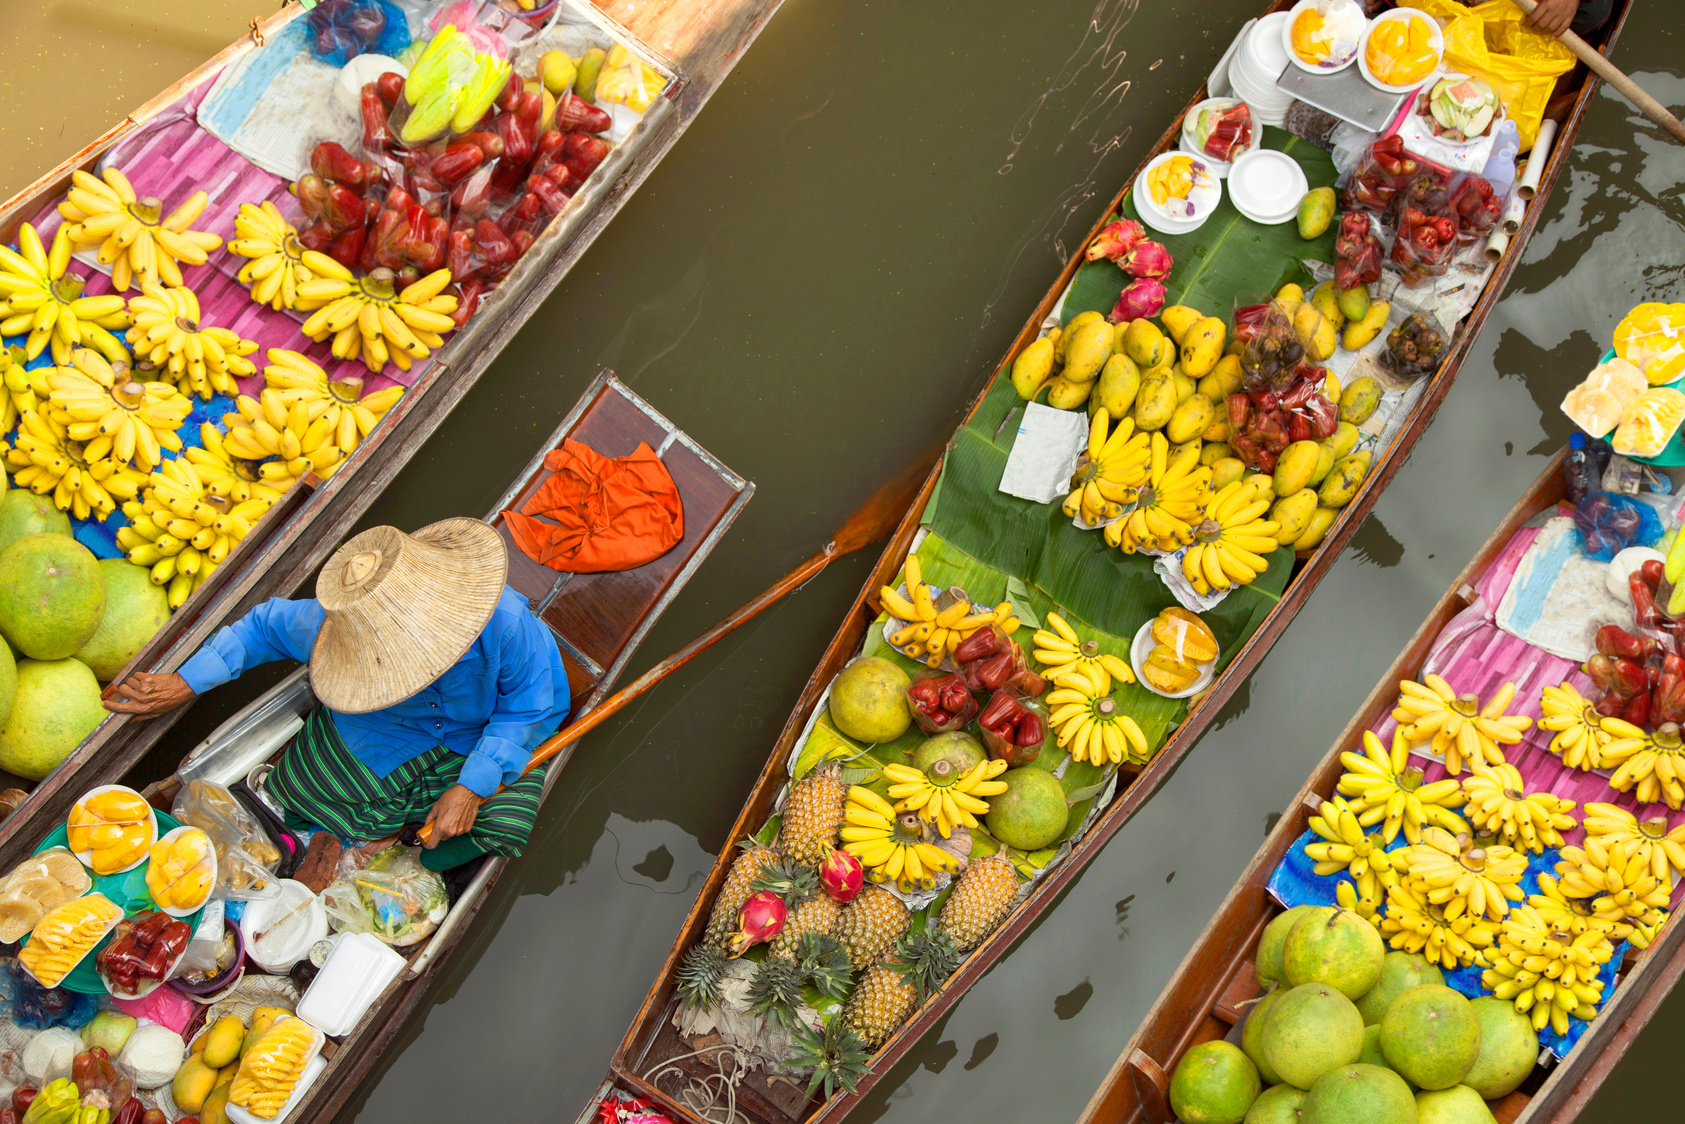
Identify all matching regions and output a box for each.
[1513,0,1685,144]
[417,443,944,842]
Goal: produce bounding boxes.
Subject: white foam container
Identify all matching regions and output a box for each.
[239,879,328,973]
[295,932,405,1037]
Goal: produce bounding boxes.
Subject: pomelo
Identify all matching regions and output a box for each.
[1168,1040,1260,1124]
[984,766,1068,850]
[1257,905,1316,988]
[1262,982,1364,1090]
[0,491,70,554]
[1282,907,1384,999]
[0,658,104,780]
[0,640,14,725]
[74,560,169,682]
[0,534,106,660]
[1242,989,1287,1085]
[1359,1023,1414,1086]
[1301,1064,1416,1124]
[1357,951,1445,1025]
[1416,1085,1496,1124]
[828,656,911,743]
[1461,997,1537,1099]
[1380,984,1481,1090]
[912,731,985,777]
[1244,1085,1305,1124]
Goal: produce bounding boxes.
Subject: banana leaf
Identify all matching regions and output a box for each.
[1061,127,1339,326]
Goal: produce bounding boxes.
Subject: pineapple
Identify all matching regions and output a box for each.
[747,955,808,1024]
[769,894,843,961]
[837,884,911,970]
[936,854,1020,951]
[779,762,848,867]
[676,944,728,1009]
[704,842,780,947]
[842,930,960,1049]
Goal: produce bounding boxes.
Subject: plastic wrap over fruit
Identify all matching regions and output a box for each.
[1612,387,1685,458]
[1614,302,1685,385]
[1573,492,1662,562]
[1562,357,1646,439]
[306,0,411,67]
[977,689,1047,767]
[905,671,979,735]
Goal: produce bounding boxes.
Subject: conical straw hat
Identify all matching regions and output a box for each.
[309,518,508,714]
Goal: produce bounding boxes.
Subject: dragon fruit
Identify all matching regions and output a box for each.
[1084,218,1146,262]
[819,848,864,903]
[1109,278,1167,323]
[1121,239,1173,280]
[727,890,786,956]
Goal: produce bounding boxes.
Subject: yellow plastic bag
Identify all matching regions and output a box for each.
[1415,0,1575,151]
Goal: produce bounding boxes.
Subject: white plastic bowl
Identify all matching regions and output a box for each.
[1131,621,1218,699]
[1282,0,1368,74]
[1359,7,1444,94]
[1227,150,1310,226]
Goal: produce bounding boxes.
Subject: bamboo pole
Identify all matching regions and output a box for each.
[1512,0,1685,144]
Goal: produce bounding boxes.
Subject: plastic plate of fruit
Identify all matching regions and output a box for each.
[67,785,158,876]
[96,910,192,1000]
[1597,347,1685,466]
[1282,0,1367,74]
[1130,620,1218,699]
[1358,7,1444,94]
[147,825,218,918]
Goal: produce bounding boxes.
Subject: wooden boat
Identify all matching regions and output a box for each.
[1073,445,1685,1124]
[592,5,1634,1122]
[0,0,786,863]
[112,370,752,1123]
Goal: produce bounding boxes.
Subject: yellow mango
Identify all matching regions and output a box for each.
[1325,421,1361,462]
[1309,281,1343,328]
[1171,371,1198,404]
[1167,394,1216,444]
[1160,305,1204,345]
[1202,416,1231,443]
[1272,440,1322,497]
[1209,457,1247,491]
[1063,319,1116,383]
[1123,319,1169,367]
[1090,354,1142,419]
[1307,442,1337,487]
[1132,376,1178,432]
[1198,353,1245,402]
[1010,337,1055,400]
[1180,316,1227,378]
[173,1057,219,1113]
[1292,506,1340,551]
[1339,376,1382,425]
[1275,283,1304,313]
[1199,442,1232,466]
[1271,489,1319,545]
[1292,304,1337,362]
[202,1014,246,1069]
[1045,376,1093,411]
[1318,450,1373,509]
[1058,310,1104,365]
[1342,300,1391,352]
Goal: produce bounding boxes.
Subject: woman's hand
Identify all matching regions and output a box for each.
[1523,0,1578,37]
[423,784,483,847]
[104,672,196,718]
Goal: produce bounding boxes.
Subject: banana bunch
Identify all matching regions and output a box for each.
[295,260,459,374]
[220,390,347,491]
[1538,682,1612,772]
[883,758,1008,838]
[1458,762,1577,854]
[1062,410,1149,524]
[1102,433,1211,554]
[840,785,963,894]
[1392,676,1531,775]
[1552,837,1671,924]
[227,201,317,310]
[881,555,1017,668]
[1580,802,1685,888]
[1182,475,1280,594]
[0,222,130,364]
[1336,729,1468,845]
[1398,825,1526,922]
[1479,905,1611,1036]
[6,411,148,521]
[56,168,221,291]
[123,282,259,400]
[263,349,405,455]
[0,343,40,437]
[1046,668,1148,765]
[44,350,189,472]
[183,423,285,511]
[117,459,270,607]
[1306,795,1401,922]
[1528,873,1635,943]
[1378,880,1499,969]
[1032,610,1134,689]
[1599,717,1685,809]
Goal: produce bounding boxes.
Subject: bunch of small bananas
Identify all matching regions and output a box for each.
[124,282,259,400]
[1062,410,1148,525]
[118,459,271,607]
[0,222,129,364]
[884,758,1008,838]
[1392,675,1531,775]
[184,423,285,509]
[840,785,963,894]
[1378,880,1499,969]
[1458,762,1577,854]
[1528,873,1640,944]
[227,201,317,310]
[219,390,347,492]
[1580,802,1685,888]
[56,168,221,291]
[1182,475,1279,593]
[0,343,40,436]
[1103,433,1211,554]
[1047,670,1148,765]
[6,410,148,521]
[1480,906,1612,1036]
[1553,836,1672,925]
[1599,718,1685,809]
[262,349,404,455]
[881,555,1017,668]
[1305,795,1401,922]
[1537,681,1612,772]
[1336,729,1468,845]
[45,350,190,472]
[295,260,458,374]
[1397,825,1527,922]
[1032,611,1134,689]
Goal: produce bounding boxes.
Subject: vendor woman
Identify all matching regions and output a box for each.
[105,518,570,872]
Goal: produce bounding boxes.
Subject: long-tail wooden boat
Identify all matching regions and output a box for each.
[1075,446,1685,1124]
[589,4,1633,1121]
[114,370,752,1122]
[0,0,785,865]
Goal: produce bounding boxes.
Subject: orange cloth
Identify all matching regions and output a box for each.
[503,438,684,573]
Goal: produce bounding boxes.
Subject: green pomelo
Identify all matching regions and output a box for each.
[984,766,1068,851]
[1261,982,1364,1090]
[1283,907,1384,999]
[1301,1064,1416,1124]
[0,534,105,660]
[1380,985,1481,1091]
[1244,1085,1305,1124]
[1357,952,1446,1025]
[1257,905,1316,988]
[1461,997,1537,1099]
[1169,1040,1260,1124]
[1416,1085,1496,1124]
[1359,1024,1415,1087]
[912,731,985,778]
[1242,990,1287,1086]
[828,656,912,743]
[73,560,169,682]
[0,641,14,726]
[0,491,70,555]
[0,658,104,780]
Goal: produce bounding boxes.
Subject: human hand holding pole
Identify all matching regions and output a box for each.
[1512,0,1685,145]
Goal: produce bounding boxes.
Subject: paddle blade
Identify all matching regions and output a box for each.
[831,443,944,555]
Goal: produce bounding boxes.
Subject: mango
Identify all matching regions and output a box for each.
[1063,318,1115,383]
[1273,440,1322,497]
[1045,376,1093,411]
[1169,438,1202,465]
[202,1014,245,1068]
[1167,394,1216,444]
[1308,442,1338,487]
[1225,338,1246,356]
[1240,472,1275,504]
[1123,319,1169,367]
[1342,300,1391,351]
[538,50,577,96]
[1210,457,1247,491]
[242,1007,289,1057]
[1059,310,1104,365]
[1310,281,1344,328]
[1319,450,1373,508]
[1180,316,1227,378]
[1202,416,1230,443]
[1275,282,1305,313]
[1090,354,1142,418]
[1272,490,1319,545]
[1292,506,1340,551]
[574,47,607,102]
[1298,187,1336,240]
[1161,305,1203,345]
[1325,421,1361,462]
[1324,371,1341,401]
[1010,337,1054,400]
[1171,371,1198,404]
[1340,376,1382,425]
[200,1081,232,1124]
[1199,442,1232,466]
[1292,303,1337,362]
[1198,353,1245,402]
[1133,376,1178,432]
[1337,283,1371,323]
[173,1056,219,1113]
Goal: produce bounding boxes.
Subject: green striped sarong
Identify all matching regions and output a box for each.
[268,706,547,858]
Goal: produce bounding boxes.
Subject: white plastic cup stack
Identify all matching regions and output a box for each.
[1228,12,1295,127]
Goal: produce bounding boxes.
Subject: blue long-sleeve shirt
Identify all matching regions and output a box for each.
[178,586,572,798]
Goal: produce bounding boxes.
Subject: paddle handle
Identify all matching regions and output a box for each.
[1510,0,1685,144]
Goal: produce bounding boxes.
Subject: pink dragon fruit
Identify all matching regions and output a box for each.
[1084,218,1146,262]
[819,848,864,903]
[1121,239,1173,280]
[727,890,787,956]
[1109,278,1167,323]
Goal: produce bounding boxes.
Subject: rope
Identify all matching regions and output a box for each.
[643,1042,759,1124]
[249,17,267,47]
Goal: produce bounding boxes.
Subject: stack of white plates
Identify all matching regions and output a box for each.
[1133,152,1224,236]
[1229,12,1295,127]
[1227,150,1310,225]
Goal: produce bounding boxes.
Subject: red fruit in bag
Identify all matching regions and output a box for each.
[311,141,366,189]
[496,71,524,112]
[298,220,334,252]
[954,628,1000,664]
[327,224,366,270]
[322,183,366,233]
[555,92,613,133]
[453,278,485,328]
[1622,690,1651,727]
[432,142,484,186]
[361,84,393,151]
[907,679,939,705]
[293,173,330,220]
[1014,710,1045,747]
[495,111,534,166]
[375,70,405,108]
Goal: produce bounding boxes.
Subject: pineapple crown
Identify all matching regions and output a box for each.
[676,943,728,1011]
[887,928,962,1002]
[793,931,854,1001]
[750,856,821,906]
[747,955,809,1025]
[787,1019,870,1102]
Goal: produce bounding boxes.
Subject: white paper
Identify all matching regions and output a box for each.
[1155,549,1232,611]
[999,402,1088,505]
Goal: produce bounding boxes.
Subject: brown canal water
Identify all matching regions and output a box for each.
[6,1,1685,1121]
